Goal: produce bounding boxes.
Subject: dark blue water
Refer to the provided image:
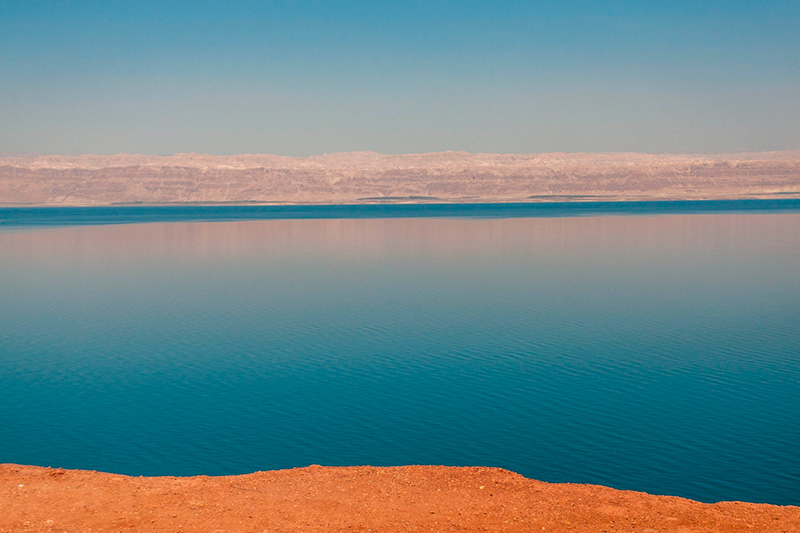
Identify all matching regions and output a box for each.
[1,205,799,505]
[3,198,800,228]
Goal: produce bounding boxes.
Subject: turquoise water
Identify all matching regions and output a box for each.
[2,199,800,228]
[1,203,799,505]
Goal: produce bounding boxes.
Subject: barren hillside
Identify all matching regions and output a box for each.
[2,150,800,206]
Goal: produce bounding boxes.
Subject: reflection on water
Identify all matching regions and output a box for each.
[1,213,799,505]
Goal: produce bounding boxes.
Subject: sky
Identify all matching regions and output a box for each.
[1,1,799,156]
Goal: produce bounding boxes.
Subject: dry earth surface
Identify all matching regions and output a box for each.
[2,150,800,206]
[2,464,799,532]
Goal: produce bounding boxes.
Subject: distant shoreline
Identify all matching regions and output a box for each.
[3,150,799,207]
[2,191,800,208]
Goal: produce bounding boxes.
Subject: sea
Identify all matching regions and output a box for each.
[1,200,799,505]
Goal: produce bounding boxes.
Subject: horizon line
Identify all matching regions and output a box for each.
[4,148,800,159]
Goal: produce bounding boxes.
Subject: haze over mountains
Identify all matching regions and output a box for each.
[2,150,799,206]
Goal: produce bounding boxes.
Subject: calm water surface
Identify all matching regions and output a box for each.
[1,206,799,505]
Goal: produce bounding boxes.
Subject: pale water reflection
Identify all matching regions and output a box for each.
[1,212,799,505]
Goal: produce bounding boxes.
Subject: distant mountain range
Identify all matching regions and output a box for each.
[2,150,799,206]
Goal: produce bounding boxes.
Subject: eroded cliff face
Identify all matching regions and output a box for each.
[2,150,800,205]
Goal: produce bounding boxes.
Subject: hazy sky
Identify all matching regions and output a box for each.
[1,1,799,156]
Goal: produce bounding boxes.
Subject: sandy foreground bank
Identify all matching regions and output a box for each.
[1,464,798,532]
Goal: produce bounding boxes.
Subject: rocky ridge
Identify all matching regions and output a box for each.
[2,150,800,206]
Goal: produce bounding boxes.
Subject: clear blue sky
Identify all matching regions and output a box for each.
[1,1,798,155]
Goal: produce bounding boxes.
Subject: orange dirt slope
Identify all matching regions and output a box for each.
[2,464,799,532]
